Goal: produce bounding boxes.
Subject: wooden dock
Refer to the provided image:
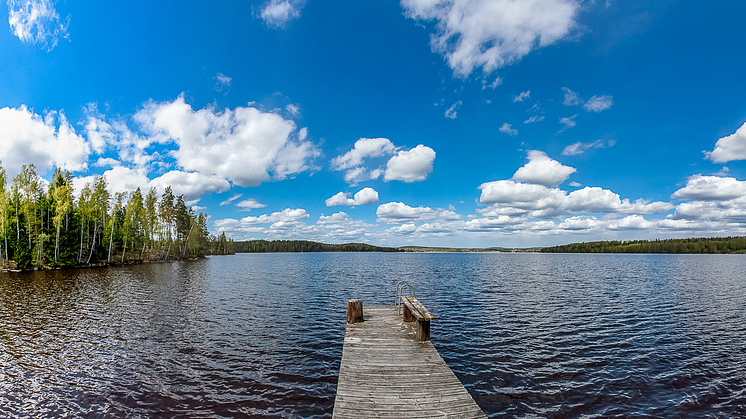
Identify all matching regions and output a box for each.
[333,305,486,418]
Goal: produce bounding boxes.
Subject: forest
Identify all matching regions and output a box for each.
[0,163,233,271]
[541,236,746,254]
[233,240,400,253]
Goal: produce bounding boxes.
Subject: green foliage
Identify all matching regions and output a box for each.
[0,162,213,270]
[541,236,746,254]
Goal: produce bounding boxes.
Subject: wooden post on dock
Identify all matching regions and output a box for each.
[347,299,363,323]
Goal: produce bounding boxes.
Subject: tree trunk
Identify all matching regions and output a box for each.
[15,201,19,241]
[55,226,60,263]
[86,222,98,264]
[108,218,115,263]
[121,233,127,263]
[182,224,195,258]
[78,221,85,263]
[163,241,171,261]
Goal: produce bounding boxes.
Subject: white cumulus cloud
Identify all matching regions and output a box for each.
[332,139,435,185]
[512,150,576,187]
[326,187,380,207]
[402,0,580,76]
[0,105,90,177]
[479,180,672,218]
[237,198,267,211]
[671,175,746,201]
[135,94,318,187]
[706,121,746,164]
[384,145,436,183]
[331,138,396,171]
[376,201,460,224]
[150,170,231,201]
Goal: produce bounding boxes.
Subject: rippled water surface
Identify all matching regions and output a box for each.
[1,253,746,418]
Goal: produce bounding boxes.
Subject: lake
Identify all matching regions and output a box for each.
[1,253,745,418]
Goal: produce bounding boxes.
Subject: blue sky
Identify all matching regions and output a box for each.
[2,0,746,248]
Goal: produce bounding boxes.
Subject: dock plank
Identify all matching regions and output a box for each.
[333,305,485,418]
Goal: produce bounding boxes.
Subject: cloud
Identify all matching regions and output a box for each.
[331,138,396,171]
[332,139,435,185]
[97,166,151,196]
[478,180,672,218]
[402,0,580,76]
[669,200,746,223]
[499,122,518,136]
[211,207,316,239]
[479,180,566,211]
[5,0,69,51]
[326,187,380,207]
[150,170,231,201]
[214,73,232,93]
[85,103,163,168]
[671,175,746,201]
[569,181,581,187]
[524,115,544,124]
[376,202,459,224]
[135,94,318,187]
[562,87,583,106]
[285,103,300,116]
[559,114,578,129]
[237,198,267,211]
[482,77,503,90]
[607,215,654,230]
[562,139,615,156]
[583,95,613,112]
[445,100,462,119]
[259,0,303,28]
[226,208,310,227]
[219,194,243,206]
[384,145,436,183]
[706,121,746,163]
[87,167,229,203]
[513,91,530,103]
[0,105,90,178]
[512,150,576,187]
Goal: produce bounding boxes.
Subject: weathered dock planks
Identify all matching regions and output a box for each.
[333,305,486,419]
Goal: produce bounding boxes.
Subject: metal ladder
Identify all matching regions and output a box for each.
[395,280,416,316]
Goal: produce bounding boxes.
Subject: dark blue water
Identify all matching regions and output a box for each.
[1,253,745,418]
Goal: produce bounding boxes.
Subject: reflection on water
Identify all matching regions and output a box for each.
[1,253,746,417]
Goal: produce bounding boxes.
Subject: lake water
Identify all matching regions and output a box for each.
[1,253,745,418]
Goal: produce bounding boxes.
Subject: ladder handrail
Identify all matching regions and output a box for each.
[395,281,416,316]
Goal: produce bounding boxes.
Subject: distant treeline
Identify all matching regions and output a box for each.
[401,246,540,252]
[542,236,746,254]
[234,240,400,253]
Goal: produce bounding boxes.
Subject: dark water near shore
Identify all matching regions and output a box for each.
[1,253,746,418]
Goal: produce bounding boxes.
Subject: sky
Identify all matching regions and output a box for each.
[1,0,746,248]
